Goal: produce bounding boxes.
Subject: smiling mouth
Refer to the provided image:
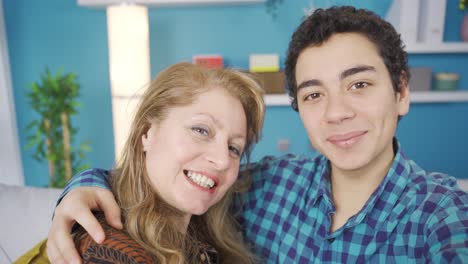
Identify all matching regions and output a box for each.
[327,131,367,149]
[183,170,217,190]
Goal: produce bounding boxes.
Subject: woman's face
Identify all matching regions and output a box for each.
[142,87,247,222]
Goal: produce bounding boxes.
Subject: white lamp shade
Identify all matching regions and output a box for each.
[107,4,150,159]
[111,96,141,160]
[107,5,150,96]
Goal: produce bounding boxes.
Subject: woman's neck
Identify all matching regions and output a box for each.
[180,214,192,234]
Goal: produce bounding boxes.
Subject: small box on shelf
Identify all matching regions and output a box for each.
[249,54,279,72]
[433,73,460,91]
[193,55,223,69]
[253,71,286,94]
[409,67,432,91]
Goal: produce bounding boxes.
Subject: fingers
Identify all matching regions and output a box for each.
[47,231,81,264]
[47,210,82,264]
[73,207,106,243]
[47,187,108,264]
[97,190,123,230]
[46,238,66,264]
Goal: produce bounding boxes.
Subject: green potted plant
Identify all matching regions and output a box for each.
[25,68,90,188]
[266,0,283,18]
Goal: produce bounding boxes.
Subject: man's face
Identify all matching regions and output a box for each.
[295,33,409,174]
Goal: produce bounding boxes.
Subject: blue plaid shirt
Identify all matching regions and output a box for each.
[61,140,468,263]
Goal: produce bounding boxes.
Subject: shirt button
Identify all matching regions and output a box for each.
[327,238,335,243]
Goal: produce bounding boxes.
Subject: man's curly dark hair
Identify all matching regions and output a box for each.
[285,6,409,111]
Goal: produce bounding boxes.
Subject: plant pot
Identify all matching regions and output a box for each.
[461,14,468,41]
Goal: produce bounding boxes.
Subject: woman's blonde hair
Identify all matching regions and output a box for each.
[110,62,265,263]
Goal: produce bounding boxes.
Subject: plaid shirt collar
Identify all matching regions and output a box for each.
[314,138,412,232]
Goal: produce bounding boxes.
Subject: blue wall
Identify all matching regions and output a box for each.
[4,0,468,186]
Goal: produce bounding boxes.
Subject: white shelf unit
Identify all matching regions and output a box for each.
[265,91,468,106]
[265,42,468,106]
[78,0,265,7]
[405,43,468,53]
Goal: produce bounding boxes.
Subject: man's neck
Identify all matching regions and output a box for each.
[329,144,395,232]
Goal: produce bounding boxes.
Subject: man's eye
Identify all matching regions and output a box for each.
[351,82,369,90]
[304,92,322,101]
[228,145,242,157]
[192,127,209,136]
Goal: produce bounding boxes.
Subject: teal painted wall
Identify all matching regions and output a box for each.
[4,0,468,186]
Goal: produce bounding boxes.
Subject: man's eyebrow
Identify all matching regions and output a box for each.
[297,79,322,91]
[296,65,376,91]
[340,65,376,80]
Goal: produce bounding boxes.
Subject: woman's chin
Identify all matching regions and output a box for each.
[183,204,210,216]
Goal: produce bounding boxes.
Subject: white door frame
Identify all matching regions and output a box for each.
[0,0,24,186]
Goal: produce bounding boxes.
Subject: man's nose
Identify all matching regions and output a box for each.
[324,94,355,123]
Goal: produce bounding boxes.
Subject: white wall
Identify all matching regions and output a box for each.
[0,0,24,186]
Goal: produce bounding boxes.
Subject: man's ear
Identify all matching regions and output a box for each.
[397,70,410,116]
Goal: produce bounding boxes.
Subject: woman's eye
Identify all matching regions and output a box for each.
[304,92,322,101]
[228,145,242,157]
[351,82,369,90]
[192,126,209,136]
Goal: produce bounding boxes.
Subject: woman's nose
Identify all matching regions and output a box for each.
[205,142,230,171]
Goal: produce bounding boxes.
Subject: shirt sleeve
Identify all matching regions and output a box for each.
[56,168,111,207]
[425,190,468,263]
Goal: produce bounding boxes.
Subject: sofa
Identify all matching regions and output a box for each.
[1,179,467,263]
[0,184,63,263]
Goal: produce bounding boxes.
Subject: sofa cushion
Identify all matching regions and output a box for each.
[0,184,62,262]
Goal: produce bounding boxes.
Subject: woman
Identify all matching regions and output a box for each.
[20,62,264,264]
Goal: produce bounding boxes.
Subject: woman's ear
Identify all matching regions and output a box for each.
[141,124,152,152]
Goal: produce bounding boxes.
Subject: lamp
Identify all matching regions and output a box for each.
[107,4,150,160]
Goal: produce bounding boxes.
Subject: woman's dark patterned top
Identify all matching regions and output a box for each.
[74,216,219,264]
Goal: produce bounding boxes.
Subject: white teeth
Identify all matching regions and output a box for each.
[186,171,215,189]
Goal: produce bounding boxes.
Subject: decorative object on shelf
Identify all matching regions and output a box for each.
[25,68,90,188]
[387,0,447,44]
[193,54,224,69]
[265,0,283,18]
[409,67,432,91]
[386,0,421,44]
[254,71,286,94]
[460,0,468,41]
[249,53,284,94]
[419,0,446,43]
[433,73,460,91]
[249,53,279,72]
[461,13,468,41]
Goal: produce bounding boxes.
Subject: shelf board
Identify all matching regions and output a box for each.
[265,91,468,106]
[78,0,265,7]
[410,91,468,103]
[406,43,468,53]
[264,94,290,106]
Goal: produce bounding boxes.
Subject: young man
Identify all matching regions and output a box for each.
[47,6,468,263]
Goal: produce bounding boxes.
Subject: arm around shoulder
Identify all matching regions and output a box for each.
[57,168,112,207]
